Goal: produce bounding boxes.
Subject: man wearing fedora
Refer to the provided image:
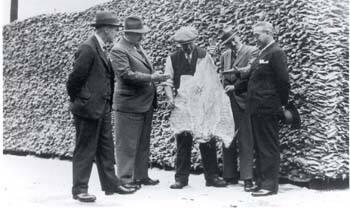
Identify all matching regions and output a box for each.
[163,26,227,189]
[246,21,290,196]
[218,27,259,191]
[67,11,138,203]
[110,16,169,189]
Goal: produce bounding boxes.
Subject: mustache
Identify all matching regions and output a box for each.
[182,45,192,53]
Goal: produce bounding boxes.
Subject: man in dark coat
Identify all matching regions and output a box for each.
[66,11,137,203]
[110,16,169,188]
[218,27,258,191]
[247,21,290,196]
[163,26,227,189]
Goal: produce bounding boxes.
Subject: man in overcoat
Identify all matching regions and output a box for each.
[247,21,290,196]
[218,27,258,191]
[110,16,169,188]
[66,11,136,203]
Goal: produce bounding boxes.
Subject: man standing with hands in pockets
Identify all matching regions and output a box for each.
[67,11,137,203]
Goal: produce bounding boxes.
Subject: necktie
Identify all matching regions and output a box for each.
[185,53,192,64]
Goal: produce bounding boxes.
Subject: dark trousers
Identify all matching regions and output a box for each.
[72,106,120,195]
[114,109,153,184]
[223,95,254,180]
[251,114,280,192]
[175,132,219,183]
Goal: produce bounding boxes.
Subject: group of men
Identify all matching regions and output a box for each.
[66,10,290,203]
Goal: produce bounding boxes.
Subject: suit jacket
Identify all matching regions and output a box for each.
[67,35,114,119]
[221,45,258,109]
[110,37,156,113]
[246,42,290,115]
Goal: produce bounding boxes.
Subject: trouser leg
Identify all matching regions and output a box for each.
[222,139,239,179]
[222,94,242,179]
[174,132,192,183]
[114,111,144,184]
[95,109,120,191]
[239,113,254,180]
[251,114,280,192]
[72,115,99,195]
[200,139,220,181]
[134,109,154,180]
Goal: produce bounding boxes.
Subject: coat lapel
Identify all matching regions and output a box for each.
[138,45,153,72]
[119,38,153,72]
[91,36,111,72]
[234,45,246,67]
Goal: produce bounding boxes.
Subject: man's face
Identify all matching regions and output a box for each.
[181,43,193,54]
[253,26,269,48]
[225,41,236,51]
[125,32,143,45]
[105,27,119,43]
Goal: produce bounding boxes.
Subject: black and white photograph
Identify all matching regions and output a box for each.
[1,0,349,208]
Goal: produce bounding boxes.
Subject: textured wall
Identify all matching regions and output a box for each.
[3,0,349,181]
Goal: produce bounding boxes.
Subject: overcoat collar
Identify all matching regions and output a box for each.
[90,35,111,71]
[118,37,153,71]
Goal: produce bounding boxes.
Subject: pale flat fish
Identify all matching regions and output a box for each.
[169,55,235,147]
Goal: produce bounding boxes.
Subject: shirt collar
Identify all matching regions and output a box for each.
[95,33,106,50]
[259,40,275,56]
[184,50,194,62]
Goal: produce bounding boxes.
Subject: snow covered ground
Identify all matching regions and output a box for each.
[1,154,349,209]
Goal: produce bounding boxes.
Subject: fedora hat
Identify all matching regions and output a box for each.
[282,102,301,130]
[90,11,122,28]
[219,26,236,45]
[123,16,150,33]
[172,26,198,44]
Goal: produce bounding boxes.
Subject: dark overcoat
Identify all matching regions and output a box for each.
[67,35,114,119]
[246,42,290,115]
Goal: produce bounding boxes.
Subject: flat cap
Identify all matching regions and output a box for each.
[172,26,198,44]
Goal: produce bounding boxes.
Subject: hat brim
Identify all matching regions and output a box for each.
[172,35,196,44]
[175,39,195,44]
[220,33,236,46]
[90,23,123,27]
[123,25,150,33]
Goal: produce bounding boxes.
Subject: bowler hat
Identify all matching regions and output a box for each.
[123,16,150,33]
[172,26,198,44]
[90,11,122,27]
[220,26,236,45]
[282,102,301,130]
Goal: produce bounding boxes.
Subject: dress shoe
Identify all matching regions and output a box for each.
[105,185,137,195]
[73,193,96,202]
[244,179,259,192]
[123,182,141,190]
[170,181,188,189]
[206,177,227,187]
[251,189,277,197]
[134,177,160,186]
[224,178,239,185]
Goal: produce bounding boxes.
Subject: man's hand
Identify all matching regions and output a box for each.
[224,85,235,93]
[151,71,170,82]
